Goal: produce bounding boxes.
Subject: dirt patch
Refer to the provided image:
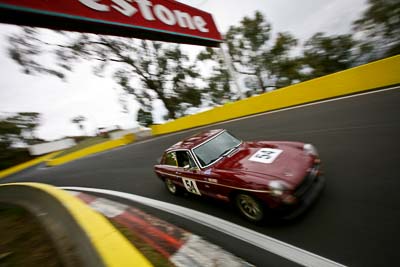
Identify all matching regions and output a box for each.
[0,205,63,267]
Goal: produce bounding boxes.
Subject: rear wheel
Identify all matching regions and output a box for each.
[165,178,180,195]
[235,193,265,222]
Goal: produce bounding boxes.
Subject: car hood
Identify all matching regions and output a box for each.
[213,141,312,187]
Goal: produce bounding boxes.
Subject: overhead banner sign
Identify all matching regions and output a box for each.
[0,0,222,46]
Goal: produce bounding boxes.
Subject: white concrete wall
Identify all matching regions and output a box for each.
[109,128,152,140]
[29,139,76,156]
[134,129,152,139]
[109,130,134,140]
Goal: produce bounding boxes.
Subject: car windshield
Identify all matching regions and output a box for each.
[193,131,241,167]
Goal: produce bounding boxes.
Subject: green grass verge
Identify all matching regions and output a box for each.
[0,205,64,267]
[52,137,108,159]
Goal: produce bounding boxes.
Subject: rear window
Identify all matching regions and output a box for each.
[163,152,177,166]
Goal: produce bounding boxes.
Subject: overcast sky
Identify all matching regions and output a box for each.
[0,0,367,141]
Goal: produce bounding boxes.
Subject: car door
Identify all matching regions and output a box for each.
[176,151,225,199]
[159,151,214,197]
[159,151,184,187]
[197,167,233,201]
[172,150,204,196]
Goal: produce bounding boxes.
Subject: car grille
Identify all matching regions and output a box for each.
[294,164,319,198]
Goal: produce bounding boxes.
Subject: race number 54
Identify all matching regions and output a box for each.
[256,150,275,159]
[249,148,283,164]
[182,178,201,195]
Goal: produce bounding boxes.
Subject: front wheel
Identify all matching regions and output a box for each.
[235,193,265,223]
[165,178,181,195]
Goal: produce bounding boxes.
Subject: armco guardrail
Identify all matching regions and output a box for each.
[152,55,400,135]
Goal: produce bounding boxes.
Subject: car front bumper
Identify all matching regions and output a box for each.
[279,173,325,220]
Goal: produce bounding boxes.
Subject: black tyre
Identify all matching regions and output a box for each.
[235,193,265,223]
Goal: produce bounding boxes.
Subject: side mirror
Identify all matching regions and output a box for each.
[183,165,190,170]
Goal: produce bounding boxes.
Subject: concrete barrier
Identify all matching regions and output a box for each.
[46,135,135,167]
[152,55,400,135]
[109,128,152,140]
[29,139,76,156]
[134,129,152,139]
[109,130,134,140]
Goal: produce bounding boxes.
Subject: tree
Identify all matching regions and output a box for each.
[137,108,153,127]
[0,112,42,170]
[197,47,235,105]
[301,33,358,79]
[353,0,400,59]
[71,115,86,135]
[263,33,303,88]
[8,112,41,143]
[8,28,202,120]
[0,120,21,149]
[0,112,41,146]
[225,11,300,94]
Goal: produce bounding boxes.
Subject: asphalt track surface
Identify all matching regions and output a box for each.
[2,86,400,266]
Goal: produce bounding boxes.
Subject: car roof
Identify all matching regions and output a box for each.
[167,129,225,151]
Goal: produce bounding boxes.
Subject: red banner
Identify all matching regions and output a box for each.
[0,0,222,46]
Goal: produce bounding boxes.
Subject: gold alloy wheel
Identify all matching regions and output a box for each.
[236,193,264,222]
[165,178,177,194]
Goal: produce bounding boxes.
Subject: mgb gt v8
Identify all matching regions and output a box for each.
[154,129,324,223]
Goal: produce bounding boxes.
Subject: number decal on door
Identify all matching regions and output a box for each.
[182,178,201,195]
[249,148,283,164]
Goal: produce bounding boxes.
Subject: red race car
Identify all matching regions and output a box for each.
[154,129,324,223]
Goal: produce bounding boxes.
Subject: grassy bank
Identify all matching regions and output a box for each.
[0,205,64,267]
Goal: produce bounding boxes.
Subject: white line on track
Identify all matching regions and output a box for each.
[61,186,347,267]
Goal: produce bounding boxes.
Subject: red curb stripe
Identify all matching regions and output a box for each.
[123,210,184,248]
[127,206,188,241]
[115,213,173,258]
[114,211,185,258]
[74,192,188,259]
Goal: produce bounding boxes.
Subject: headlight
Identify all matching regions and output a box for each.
[303,143,318,156]
[269,181,286,196]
